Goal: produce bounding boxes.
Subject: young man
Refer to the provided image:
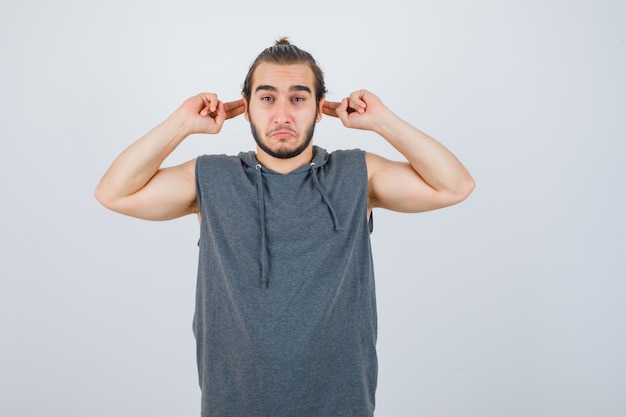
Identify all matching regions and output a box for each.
[95,38,474,417]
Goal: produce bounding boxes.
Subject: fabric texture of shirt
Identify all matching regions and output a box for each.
[194,146,377,417]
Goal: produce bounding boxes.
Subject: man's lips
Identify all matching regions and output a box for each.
[268,128,297,139]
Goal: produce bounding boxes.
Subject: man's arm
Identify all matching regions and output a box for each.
[323,90,475,213]
[94,93,245,220]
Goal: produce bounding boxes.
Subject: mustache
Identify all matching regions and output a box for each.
[268,125,297,136]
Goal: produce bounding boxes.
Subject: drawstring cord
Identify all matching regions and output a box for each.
[255,164,269,288]
[309,163,344,232]
[254,161,343,289]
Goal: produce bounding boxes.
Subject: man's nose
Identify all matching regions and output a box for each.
[272,100,291,123]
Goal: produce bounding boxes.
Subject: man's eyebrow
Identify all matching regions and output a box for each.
[254,85,312,94]
[255,85,276,93]
[290,85,312,94]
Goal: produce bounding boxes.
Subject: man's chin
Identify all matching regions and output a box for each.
[265,145,307,159]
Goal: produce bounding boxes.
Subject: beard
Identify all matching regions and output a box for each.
[249,114,317,159]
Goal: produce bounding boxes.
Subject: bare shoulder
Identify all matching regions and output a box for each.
[364,151,393,179]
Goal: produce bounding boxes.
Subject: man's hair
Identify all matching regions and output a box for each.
[242,37,327,104]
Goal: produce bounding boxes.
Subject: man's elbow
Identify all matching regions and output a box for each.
[453,174,476,204]
[94,182,124,213]
[94,183,111,208]
[94,184,108,207]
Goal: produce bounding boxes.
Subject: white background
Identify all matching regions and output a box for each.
[1,0,625,416]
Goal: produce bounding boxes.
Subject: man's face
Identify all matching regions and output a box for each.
[245,63,324,159]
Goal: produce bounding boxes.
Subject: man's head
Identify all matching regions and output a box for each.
[242,37,327,105]
[242,38,327,160]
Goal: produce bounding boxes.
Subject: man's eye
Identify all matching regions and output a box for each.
[261,96,273,102]
[293,97,304,102]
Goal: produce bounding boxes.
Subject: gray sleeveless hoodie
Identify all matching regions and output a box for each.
[194,146,377,417]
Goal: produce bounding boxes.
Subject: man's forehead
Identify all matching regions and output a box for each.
[251,63,315,91]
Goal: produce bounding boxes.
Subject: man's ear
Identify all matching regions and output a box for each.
[316,97,325,123]
[243,96,249,121]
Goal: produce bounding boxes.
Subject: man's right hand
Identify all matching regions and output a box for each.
[174,93,245,135]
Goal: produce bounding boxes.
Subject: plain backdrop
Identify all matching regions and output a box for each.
[1,0,625,416]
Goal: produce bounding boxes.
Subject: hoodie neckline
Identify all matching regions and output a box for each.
[239,146,330,174]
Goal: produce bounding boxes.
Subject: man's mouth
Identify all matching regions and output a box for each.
[268,127,297,139]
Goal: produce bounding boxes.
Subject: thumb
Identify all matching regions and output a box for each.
[335,98,352,126]
[211,101,226,130]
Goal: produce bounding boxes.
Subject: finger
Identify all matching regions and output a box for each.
[223,99,246,119]
[201,107,218,118]
[347,99,366,114]
[323,100,341,110]
[199,93,219,116]
[209,101,226,130]
[322,101,341,117]
[347,90,368,114]
[335,98,353,125]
